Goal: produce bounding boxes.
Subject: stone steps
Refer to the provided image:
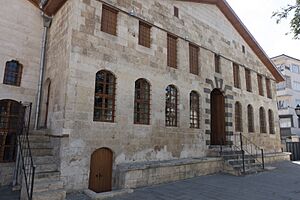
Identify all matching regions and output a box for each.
[34,171,60,180]
[30,155,56,165]
[33,179,64,193]
[31,148,53,156]
[32,189,66,200]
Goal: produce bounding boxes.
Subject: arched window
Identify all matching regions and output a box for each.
[134,79,150,125]
[190,91,200,128]
[165,85,178,127]
[268,109,275,134]
[247,105,254,133]
[259,107,267,133]
[94,70,116,122]
[0,100,22,162]
[235,102,242,132]
[3,60,23,86]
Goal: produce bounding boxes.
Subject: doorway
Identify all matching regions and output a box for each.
[210,89,226,145]
[89,148,113,193]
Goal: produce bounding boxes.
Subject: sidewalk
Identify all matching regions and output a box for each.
[67,161,300,200]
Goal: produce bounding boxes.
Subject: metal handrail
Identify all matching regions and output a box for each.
[16,103,35,200]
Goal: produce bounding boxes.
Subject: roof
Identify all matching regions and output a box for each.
[271,54,300,63]
[27,0,284,82]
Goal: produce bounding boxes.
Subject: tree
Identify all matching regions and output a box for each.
[272,0,300,39]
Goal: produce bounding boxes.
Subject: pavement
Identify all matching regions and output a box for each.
[2,161,300,200]
[66,161,300,200]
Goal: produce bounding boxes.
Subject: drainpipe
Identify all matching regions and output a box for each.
[34,13,52,130]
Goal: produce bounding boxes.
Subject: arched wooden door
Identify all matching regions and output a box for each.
[210,89,226,145]
[0,100,22,162]
[89,148,113,193]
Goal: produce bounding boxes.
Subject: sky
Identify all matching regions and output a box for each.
[226,0,300,59]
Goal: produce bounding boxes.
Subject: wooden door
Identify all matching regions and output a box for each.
[0,100,21,162]
[89,148,113,193]
[210,89,225,145]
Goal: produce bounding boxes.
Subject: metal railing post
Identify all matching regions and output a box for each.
[261,149,265,169]
[240,133,245,173]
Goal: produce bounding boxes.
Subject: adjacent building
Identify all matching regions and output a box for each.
[272,54,300,140]
[0,0,288,198]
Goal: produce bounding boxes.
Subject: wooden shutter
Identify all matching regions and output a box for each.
[101,5,118,35]
[235,102,242,132]
[259,107,266,133]
[257,74,264,96]
[245,68,252,92]
[139,21,151,48]
[233,63,240,88]
[167,34,177,68]
[266,78,272,99]
[247,105,254,132]
[189,44,199,75]
[174,6,179,17]
[215,54,221,73]
[268,110,275,134]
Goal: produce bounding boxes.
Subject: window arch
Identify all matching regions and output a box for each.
[190,91,200,128]
[247,105,254,133]
[268,109,275,134]
[3,60,23,86]
[0,99,22,162]
[235,102,242,132]
[259,107,267,133]
[165,85,178,127]
[94,70,116,122]
[134,79,150,125]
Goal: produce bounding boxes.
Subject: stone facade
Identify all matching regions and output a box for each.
[0,0,42,186]
[37,0,282,192]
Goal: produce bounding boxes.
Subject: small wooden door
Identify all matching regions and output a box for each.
[210,89,226,145]
[89,148,113,193]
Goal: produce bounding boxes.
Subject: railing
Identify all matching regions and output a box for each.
[15,102,35,200]
[233,133,264,173]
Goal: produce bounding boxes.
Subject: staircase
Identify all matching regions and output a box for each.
[25,131,66,200]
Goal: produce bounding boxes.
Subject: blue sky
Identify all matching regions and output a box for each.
[227,0,300,59]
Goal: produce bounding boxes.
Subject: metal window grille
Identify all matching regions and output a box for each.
[257,74,264,96]
[268,109,275,134]
[167,34,177,68]
[245,68,252,92]
[101,5,118,35]
[190,91,200,128]
[138,21,151,48]
[247,105,254,132]
[189,44,199,75]
[165,85,178,127]
[94,70,116,122]
[3,60,22,86]
[235,102,243,132]
[233,63,240,88]
[134,79,150,125]
[259,107,267,133]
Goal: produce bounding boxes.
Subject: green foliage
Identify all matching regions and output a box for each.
[272,0,300,39]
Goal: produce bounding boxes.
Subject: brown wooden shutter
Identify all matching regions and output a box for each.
[215,54,221,73]
[139,21,151,48]
[247,105,254,133]
[245,68,252,92]
[266,78,272,99]
[259,107,266,133]
[235,102,243,132]
[101,5,118,35]
[189,44,199,75]
[167,34,177,68]
[174,6,179,18]
[233,63,240,88]
[257,74,264,96]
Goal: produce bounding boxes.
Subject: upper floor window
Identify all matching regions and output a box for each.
[257,74,264,96]
[291,64,300,74]
[139,21,151,48]
[134,79,150,125]
[214,54,221,73]
[189,44,199,75]
[94,70,116,122]
[190,91,200,128]
[266,78,272,99]
[167,34,177,68]
[233,63,240,88]
[165,85,178,127]
[268,109,275,134]
[235,102,243,132]
[293,81,300,91]
[259,107,267,133]
[174,6,179,18]
[101,5,118,35]
[3,60,22,86]
[245,68,252,92]
[247,104,254,133]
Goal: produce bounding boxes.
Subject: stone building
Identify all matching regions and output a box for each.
[0,0,289,199]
